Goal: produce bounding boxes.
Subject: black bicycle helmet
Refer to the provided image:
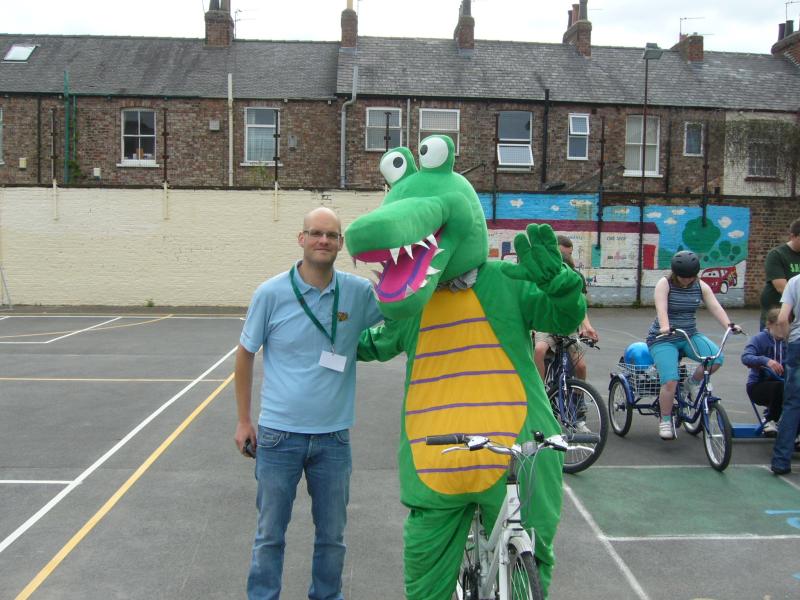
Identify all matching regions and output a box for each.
[671,250,700,277]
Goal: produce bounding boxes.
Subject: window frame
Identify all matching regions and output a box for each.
[624,114,661,177]
[683,122,703,157]
[497,111,533,170]
[243,107,281,166]
[567,113,589,161]
[747,141,779,179]
[419,108,460,154]
[366,107,402,152]
[119,108,158,167]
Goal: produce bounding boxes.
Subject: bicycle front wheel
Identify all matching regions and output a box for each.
[703,402,732,471]
[503,545,543,600]
[548,379,608,474]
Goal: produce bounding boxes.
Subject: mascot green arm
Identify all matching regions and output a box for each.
[357,319,406,362]
[500,222,587,335]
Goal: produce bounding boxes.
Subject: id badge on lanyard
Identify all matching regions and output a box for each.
[290,266,347,372]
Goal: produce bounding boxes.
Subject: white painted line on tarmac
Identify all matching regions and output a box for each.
[607,533,800,542]
[0,344,238,556]
[564,483,651,600]
[0,316,9,321]
[44,317,121,343]
[0,480,73,485]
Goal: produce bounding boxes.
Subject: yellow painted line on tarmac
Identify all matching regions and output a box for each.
[14,371,235,600]
[0,377,226,383]
[0,315,173,340]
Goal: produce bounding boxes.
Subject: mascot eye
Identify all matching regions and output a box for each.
[380,151,408,185]
[419,136,449,169]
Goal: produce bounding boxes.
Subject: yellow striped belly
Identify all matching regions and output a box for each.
[407,289,527,494]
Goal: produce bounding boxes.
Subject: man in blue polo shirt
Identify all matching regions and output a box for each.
[234,206,382,600]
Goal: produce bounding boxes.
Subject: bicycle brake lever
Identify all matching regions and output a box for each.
[441,446,470,454]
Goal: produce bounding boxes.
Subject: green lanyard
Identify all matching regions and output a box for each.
[290,265,339,352]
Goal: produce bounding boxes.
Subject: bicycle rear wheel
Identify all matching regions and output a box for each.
[503,545,543,600]
[453,518,480,600]
[703,402,732,471]
[549,378,608,473]
[608,377,633,436]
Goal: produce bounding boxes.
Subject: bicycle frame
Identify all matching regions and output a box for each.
[471,459,532,598]
[671,326,736,427]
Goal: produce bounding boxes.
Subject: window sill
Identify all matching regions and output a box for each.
[497,167,533,173]
[567,156,588,161]
[683,153,703,158]
[241,161,283,167]
[117,160,159,168]
[623,171,662,178]
[745,176,782,183]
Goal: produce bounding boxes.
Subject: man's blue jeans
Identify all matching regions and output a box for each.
[772,341,800,471]
[247,426,352,600]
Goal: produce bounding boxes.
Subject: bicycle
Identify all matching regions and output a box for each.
[608,325,742,471]
[542,334,608,473]
[426,431,595,600]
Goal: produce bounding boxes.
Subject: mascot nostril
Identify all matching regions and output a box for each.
[350,134,586,599]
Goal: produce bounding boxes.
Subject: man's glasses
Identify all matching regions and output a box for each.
[303,230,342,241]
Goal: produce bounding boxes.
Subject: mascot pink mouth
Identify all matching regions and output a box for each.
[354,230,443,303]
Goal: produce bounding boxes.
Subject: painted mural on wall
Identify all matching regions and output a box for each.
[478,193,750,307]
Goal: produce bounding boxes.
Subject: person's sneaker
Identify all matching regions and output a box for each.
[659,418,676,440]
[771,464,791,475]
[762,420,778,437]
[575,420,591,434]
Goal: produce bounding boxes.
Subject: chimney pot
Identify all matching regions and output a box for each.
[454,1,475,54]
[787,20,795,36]
[779,22,786,41]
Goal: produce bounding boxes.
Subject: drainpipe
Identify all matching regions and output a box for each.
[340,65,358,188]
[228,73,234,187]
[540,88,550,189]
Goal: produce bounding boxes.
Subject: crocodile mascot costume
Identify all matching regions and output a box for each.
[346,135,585,599]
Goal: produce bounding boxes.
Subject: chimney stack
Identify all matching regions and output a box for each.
[454,0,475,55]
[341,0,358,51]
[772,19,800,64]
[671,33,704,63]
[562,0,592,57]
[205,0,234,47]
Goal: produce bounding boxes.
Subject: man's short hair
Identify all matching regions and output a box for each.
[790,218,800,237]
[557,235,573,248]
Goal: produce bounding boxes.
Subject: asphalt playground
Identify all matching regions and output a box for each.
[0,306,798,600]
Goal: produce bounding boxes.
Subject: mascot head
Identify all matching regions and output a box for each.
[346,135,488,320]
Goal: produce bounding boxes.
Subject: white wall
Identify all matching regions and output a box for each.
[0,187,384,306]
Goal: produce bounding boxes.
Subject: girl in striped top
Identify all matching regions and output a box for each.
[646,251,741,440]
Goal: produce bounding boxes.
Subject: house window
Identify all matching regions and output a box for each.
[0,108,4,165]
[624,115,660,175]
[245,108,279,163]
[567,113,589,160]
[497,111,533,169]
[121,109,156,164]
[419,108,459,153]
[684,122,703,156]
[366,108,401,151]
[747,142,778,178]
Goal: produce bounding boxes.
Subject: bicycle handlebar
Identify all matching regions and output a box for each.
[425,432,578,456]
[655,324,742,362]
[426,434,469,446]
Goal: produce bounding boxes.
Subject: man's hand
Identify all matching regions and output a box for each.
[766,358,784,376]
[500,223,563,286]
[235,421,257,459]
[579,322,599,342]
